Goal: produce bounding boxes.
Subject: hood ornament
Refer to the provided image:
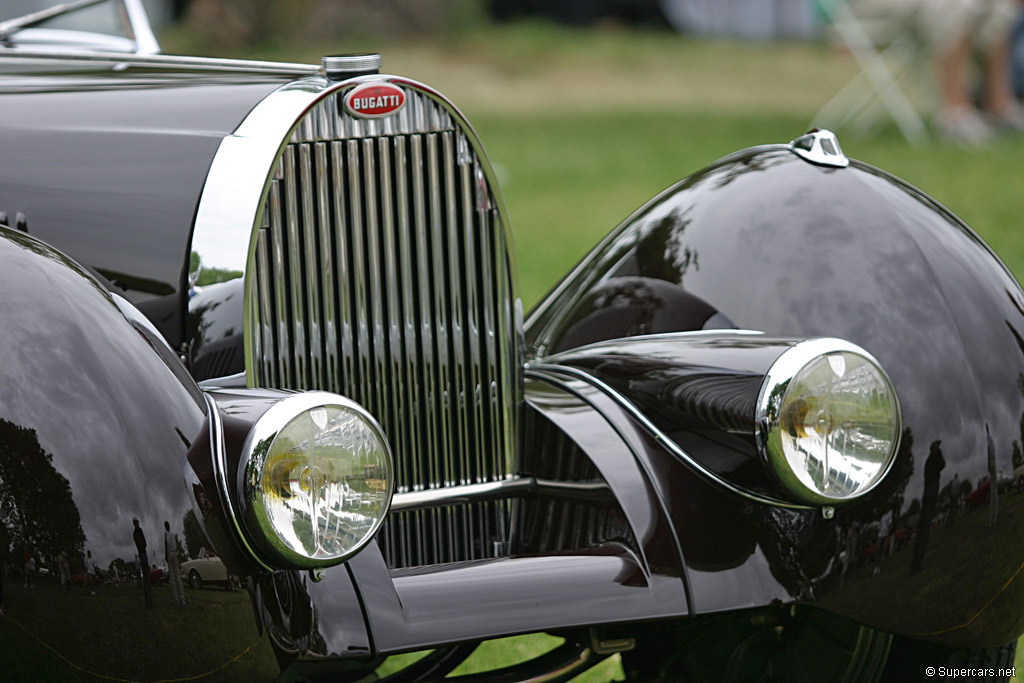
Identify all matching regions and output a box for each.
[789,129,849,168]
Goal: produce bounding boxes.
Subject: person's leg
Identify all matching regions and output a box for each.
[977,0,1024,127]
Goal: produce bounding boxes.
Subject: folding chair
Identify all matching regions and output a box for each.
[812,0,934,145]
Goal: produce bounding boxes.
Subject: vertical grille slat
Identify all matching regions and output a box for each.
[249,86,520,569]
[255,229,277,386]
[459,153,484,485]
[330,141,357,398]
[299,144,324,389]
[268,179,293,387]
[283,147,308,389]
[476,177,503,487]
[442,132,470,487]
[394,136,423,496]
[347,140,372,409]
[410,135,440,495]
[362,137,392,436]
[314,142,339,394]
[426,134,454,489]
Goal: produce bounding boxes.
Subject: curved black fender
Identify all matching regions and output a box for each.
[526,143,1024,647]
[0,226,281,681]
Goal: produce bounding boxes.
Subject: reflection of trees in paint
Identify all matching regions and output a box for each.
[0,419,85,562]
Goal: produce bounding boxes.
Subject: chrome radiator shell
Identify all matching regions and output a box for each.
[192,76,523,568]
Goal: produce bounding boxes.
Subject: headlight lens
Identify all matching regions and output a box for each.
[242,392,393,568]
[757,339,901,504]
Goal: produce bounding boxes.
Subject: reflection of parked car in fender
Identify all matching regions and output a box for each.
[967,477,992,510]
[149,566,165,586]
[181,548,235,591]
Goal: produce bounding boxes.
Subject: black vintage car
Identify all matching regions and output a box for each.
[1,2,1024,681]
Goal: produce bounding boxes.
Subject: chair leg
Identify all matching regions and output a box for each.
[813,2,930,145]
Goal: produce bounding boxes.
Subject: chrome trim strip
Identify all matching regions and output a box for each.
[525,364,815,511]
[389,476,613,512]
[204,392,274,573]
[0,48,318,74]
[392,477,535,512]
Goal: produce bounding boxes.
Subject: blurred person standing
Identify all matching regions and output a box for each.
[854,0,1023,143]
[133,518,152,609]
[23,548,33,588]
[57,550,69,590]
[164,521,185,608]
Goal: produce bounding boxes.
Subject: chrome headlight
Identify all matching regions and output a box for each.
[240,392,393,569]
[756,339,901,505]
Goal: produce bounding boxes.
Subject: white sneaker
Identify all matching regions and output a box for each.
[934,107,994,146]
[987,103,1024,134]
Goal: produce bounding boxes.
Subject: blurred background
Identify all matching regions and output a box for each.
[146,0,1024,309]
[5,1,1024,680]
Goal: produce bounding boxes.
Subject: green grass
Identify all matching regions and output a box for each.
[160,19,1024,680]
[375,634,624,681]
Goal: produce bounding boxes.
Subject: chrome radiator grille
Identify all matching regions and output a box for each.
[246,86,521,568]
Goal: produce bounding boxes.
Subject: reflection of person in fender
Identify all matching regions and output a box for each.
[23,548,34,588]
[911,441,946,575]
[133,517,152,609]
[164,521,185,608]
[57,550,70,591]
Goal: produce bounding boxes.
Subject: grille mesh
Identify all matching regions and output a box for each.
[247,86,520,568]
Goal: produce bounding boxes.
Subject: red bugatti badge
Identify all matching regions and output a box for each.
[344,83,406,119]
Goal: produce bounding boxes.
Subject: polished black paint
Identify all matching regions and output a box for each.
[527,146,1024,646]
[537,333,805,499]
[0,62,290,345]
[0,225,279,680]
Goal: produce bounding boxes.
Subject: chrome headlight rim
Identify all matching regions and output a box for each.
[238,390,394,570]
[755,337,902,506]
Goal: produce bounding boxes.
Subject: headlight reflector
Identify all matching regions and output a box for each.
[242,392,393,568]
[756,339,901,504]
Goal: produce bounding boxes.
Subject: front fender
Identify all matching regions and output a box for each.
[0,227,280,680]
[527,144,1024,647]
